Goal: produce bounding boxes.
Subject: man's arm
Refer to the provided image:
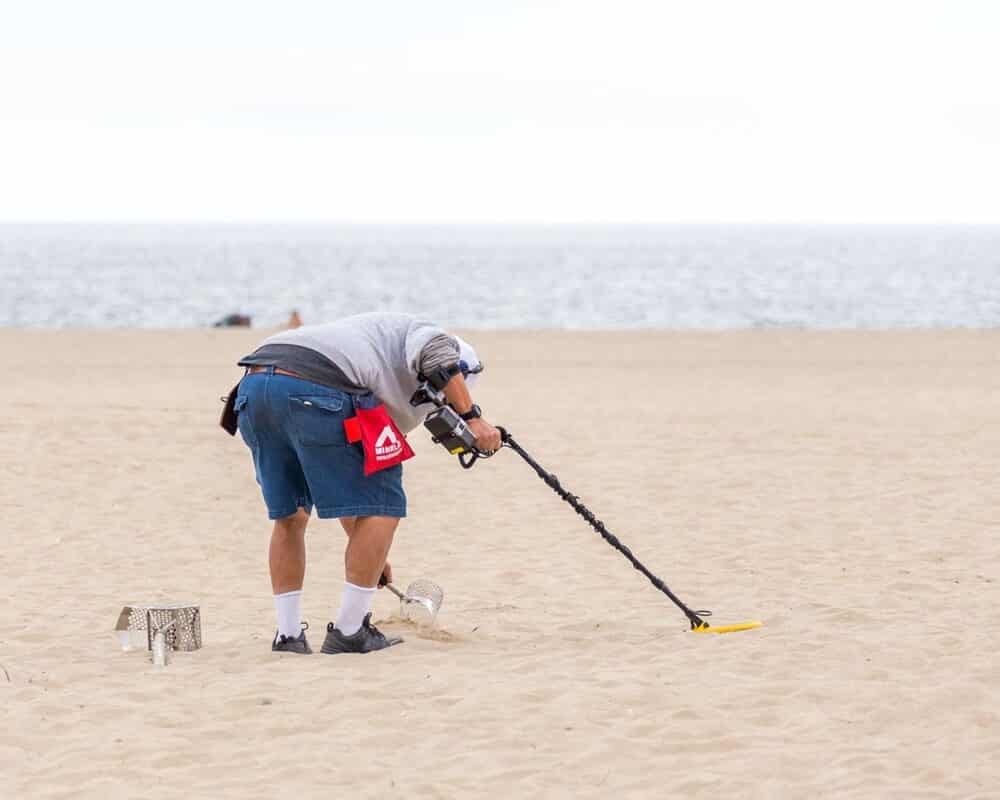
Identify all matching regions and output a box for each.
[408,324,500,450]
[441,373,502,451]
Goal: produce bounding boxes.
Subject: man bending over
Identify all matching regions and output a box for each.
[232,312,500,655]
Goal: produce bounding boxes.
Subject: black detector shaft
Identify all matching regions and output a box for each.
[497,427,712,630]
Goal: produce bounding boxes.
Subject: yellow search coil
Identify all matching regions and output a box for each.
[691,620,763,634]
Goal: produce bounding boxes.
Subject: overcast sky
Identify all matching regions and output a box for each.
[2,1,998,223]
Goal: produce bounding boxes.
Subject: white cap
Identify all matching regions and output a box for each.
[455,336,482,388]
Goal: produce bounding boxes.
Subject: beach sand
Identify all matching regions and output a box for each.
[2,329,998,799]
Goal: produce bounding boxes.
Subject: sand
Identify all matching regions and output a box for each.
[2,328,999,799]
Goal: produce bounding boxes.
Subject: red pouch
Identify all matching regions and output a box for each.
[344,404,414,476]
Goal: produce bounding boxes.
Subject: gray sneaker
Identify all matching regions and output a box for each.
[272,623,313,654]
[321,613,403,654]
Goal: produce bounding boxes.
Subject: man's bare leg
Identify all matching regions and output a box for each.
[332,515,399,636]
[344,515,397,586]
[339,516,394,584]
[270,508,309,642]
[270,508,309,593]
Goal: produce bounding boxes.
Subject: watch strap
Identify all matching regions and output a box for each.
[459,404,482,421]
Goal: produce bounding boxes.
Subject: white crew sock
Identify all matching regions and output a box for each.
[274,590,303,639]
[335,582,377,636]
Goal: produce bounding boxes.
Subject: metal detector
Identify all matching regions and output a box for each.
[419,406,761,634]
[497,429,762,635]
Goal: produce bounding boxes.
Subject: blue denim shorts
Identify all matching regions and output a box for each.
[235,368,406,520]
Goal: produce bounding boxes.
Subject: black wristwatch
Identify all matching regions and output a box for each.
[459,404,482,421]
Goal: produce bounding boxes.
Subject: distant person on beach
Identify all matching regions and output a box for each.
[230,313,500,655]
[287,310,303,329]
[213,313,252,328]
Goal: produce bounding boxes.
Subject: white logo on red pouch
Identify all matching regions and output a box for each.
[374,425,403,460]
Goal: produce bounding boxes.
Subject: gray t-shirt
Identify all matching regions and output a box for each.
[240,312,459,433]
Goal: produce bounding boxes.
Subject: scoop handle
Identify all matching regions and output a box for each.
[385,583,406,600]
[378,572,407,600]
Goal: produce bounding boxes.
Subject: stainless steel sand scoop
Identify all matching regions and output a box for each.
[385,579,444,625]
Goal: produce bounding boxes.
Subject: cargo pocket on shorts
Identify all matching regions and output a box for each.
[288,394,347,447]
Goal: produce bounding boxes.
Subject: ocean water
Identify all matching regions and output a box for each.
[1,224,998,329]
